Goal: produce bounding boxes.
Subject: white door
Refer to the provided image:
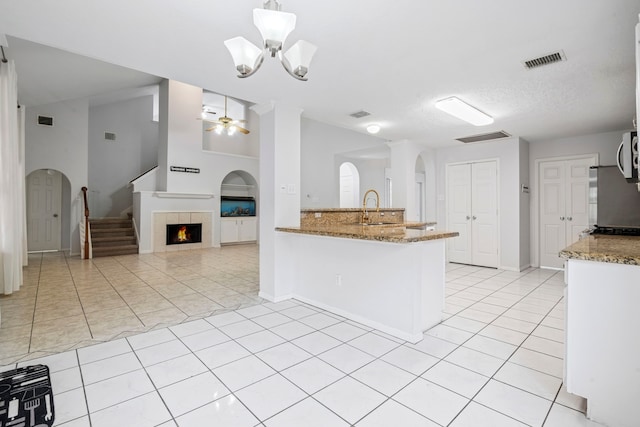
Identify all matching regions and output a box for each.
[27,169,62,251]
[447,164,472,264]
[471,161,498,267]
[447,161,498,268]
[539,157,595,268]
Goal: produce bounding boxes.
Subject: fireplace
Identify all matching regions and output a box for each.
[166,223,202,245]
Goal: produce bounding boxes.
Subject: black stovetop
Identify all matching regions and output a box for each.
[591,226,640,236]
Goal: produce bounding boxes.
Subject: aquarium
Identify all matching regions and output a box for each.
[221,196,256,217]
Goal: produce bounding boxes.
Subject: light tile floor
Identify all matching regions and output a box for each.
[0,247,605,426]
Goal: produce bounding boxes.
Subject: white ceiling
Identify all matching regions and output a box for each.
[0,0,638,147]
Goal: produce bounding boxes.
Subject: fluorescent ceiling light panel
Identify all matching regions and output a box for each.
[435,96,494,126]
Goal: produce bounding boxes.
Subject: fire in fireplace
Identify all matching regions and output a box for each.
[166,223,202,245]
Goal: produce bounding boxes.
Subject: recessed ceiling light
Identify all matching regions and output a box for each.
[435,97,493,126]
[366,124,381,134]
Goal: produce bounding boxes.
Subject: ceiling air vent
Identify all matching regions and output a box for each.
[37,115,54,126]
[456,130,511,144]
[523,50,566,69]
[104,132,117,141]
[349,110,371,119]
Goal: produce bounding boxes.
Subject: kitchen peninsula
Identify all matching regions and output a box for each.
[560,235,640,427]
[272,207,458,343]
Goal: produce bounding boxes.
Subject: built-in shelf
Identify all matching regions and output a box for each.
[221,183,255,189]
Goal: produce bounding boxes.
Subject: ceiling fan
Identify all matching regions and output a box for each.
[201,96,249,135]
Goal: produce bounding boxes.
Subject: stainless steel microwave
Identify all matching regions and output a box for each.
[617,131,639,183]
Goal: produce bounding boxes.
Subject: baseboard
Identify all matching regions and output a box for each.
[258,291,293,303]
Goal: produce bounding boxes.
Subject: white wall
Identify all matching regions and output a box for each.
[300,118,387,208]
[25,99,89,255]
[435,137,526,271]
[335,156,388,207]
[89,95,158,217]
[528,130,624,167]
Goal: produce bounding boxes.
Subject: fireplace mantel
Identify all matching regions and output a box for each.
[152,192,214,199]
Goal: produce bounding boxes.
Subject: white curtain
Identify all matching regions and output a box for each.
[0,59,25,295]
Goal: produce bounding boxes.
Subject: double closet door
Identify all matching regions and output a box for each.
[539,157,594,268]
[447,161,498,268]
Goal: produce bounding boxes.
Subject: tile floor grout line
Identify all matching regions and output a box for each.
[26,252,43,355]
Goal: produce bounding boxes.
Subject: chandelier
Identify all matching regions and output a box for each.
[224,0,317,81]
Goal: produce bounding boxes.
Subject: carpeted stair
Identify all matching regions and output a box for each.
[90,217,138,257]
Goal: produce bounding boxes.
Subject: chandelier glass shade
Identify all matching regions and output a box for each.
[224,0,317,80]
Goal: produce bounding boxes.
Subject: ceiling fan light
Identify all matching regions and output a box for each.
[435,96,494,126]
[253,8,296,55]
[227,126,237,136]
[283,40,317,78]
[224,36,262,76]
[214,125,224,135]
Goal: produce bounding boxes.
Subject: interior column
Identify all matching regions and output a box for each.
[253,103,302,301]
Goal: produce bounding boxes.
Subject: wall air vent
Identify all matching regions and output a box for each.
[456,130,511,144]
[104,132,117,141]
[37,115,54,126]
[349,110,371,119]
[523,50,566,69]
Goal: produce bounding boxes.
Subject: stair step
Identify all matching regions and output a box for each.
[92,244,139,257]
[88,217,138,256]
[92,236,137,247]
[91,221,133,229]
[91,227,134,236]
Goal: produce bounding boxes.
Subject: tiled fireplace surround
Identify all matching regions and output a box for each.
[153,212,213,253]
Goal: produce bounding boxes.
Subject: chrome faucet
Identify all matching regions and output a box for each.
[362,189,380,223]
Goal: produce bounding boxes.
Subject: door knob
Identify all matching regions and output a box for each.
[567,217,572,221]
[560,216,565,221]
[472,216,477,220]
[53,213,59,218]
[466,215,470,220]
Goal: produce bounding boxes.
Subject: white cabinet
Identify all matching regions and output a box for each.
[220,217,257,244]
[539,157,594,268]
[446,161,498,268]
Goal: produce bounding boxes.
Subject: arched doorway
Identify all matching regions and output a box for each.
[26,169,71,252]
[339,162,360,208]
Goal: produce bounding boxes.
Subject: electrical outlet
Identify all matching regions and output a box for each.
[336,274,342,286]
[315,212,322,218]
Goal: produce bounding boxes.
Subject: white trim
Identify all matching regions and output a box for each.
[531,153,598,267]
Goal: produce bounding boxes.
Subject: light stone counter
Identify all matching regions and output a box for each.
[276,224,454,243]
[559,235,640,265]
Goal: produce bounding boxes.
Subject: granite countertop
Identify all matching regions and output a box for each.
[300,208,405,212]
[560,235,640,265]
[276,224,458,243]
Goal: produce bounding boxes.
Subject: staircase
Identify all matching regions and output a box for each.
[90,217,139,257]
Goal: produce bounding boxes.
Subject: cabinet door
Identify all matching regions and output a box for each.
[220,218,238,243]
[238,217,257,242]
